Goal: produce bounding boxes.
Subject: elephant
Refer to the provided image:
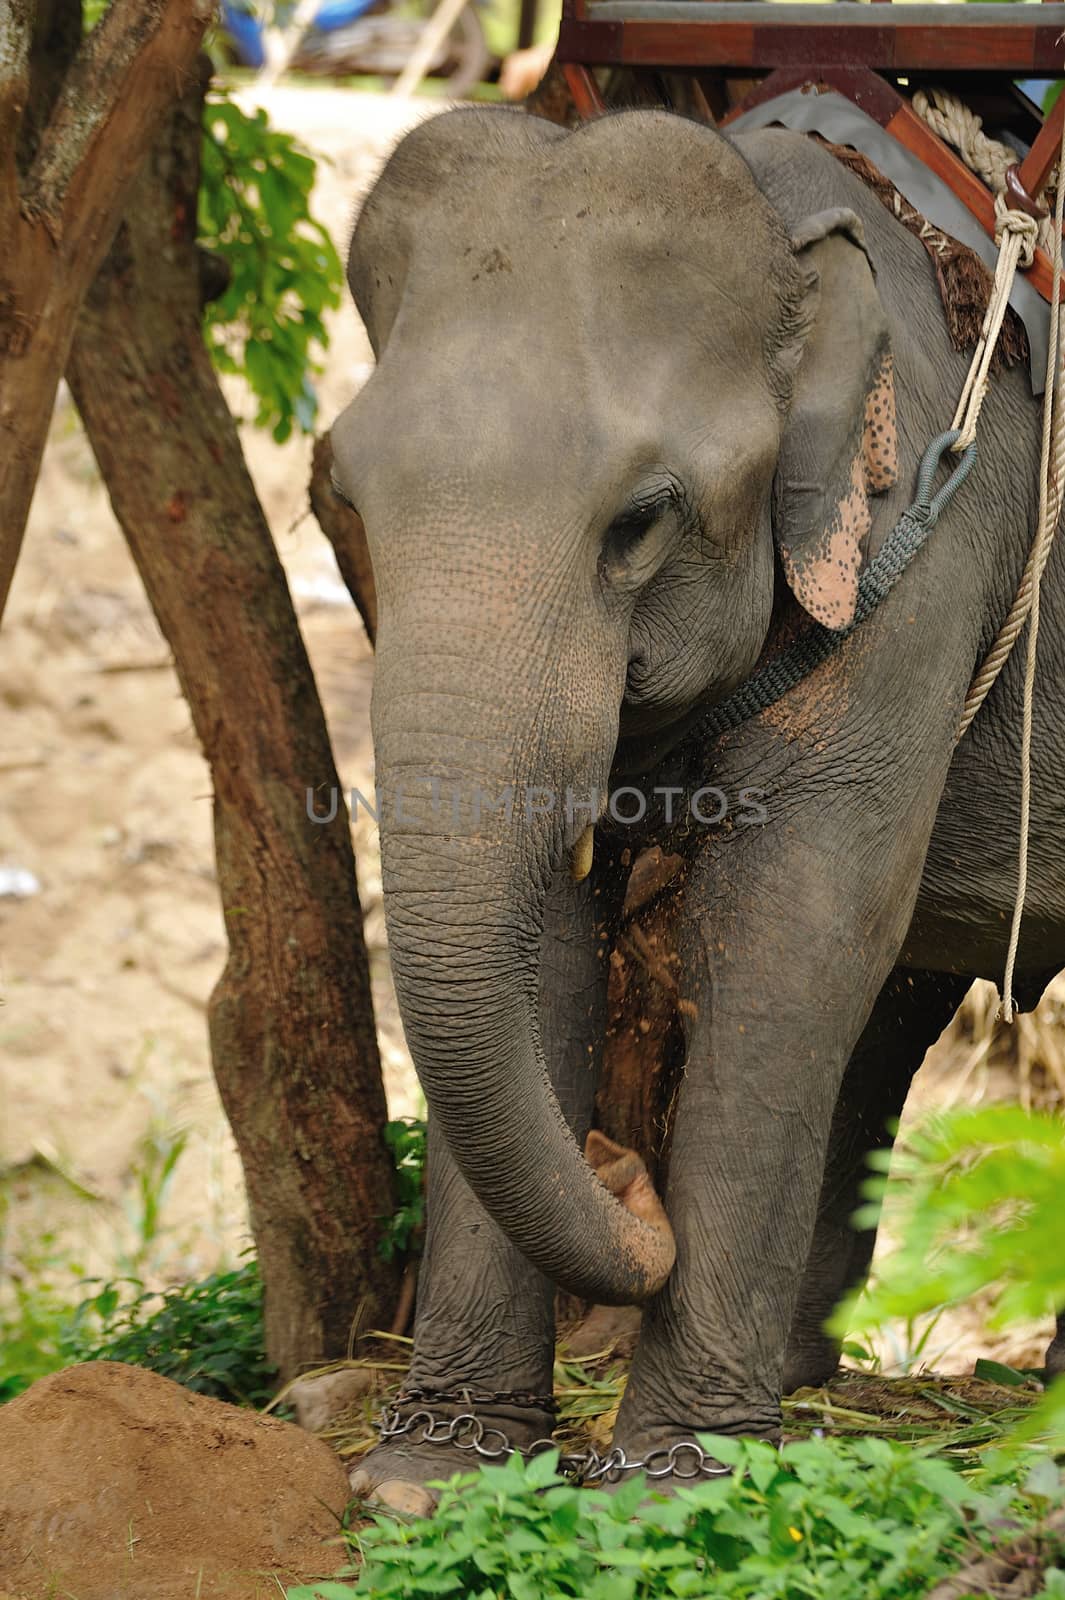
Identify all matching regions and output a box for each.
[329,105,1065,1508]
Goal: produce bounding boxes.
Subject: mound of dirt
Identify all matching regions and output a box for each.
[0,1362,350,1599]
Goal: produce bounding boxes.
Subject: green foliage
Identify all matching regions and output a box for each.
[199,92,343,441]
[81,4,343,437]
[833,1106,1065,1334]
[0,1258,272,1408]
[67,1260,274,1406]
[833,1105,1065,1448]
[288,1436,1065,1600]
[119,1109,190,1276]
[378,1118,427,1262]
[0,1243,90,1404]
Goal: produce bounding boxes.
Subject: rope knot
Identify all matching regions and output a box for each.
[993,195,1040,268]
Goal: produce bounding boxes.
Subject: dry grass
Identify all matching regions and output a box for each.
[921,978,1065,1115]
[290,1333,1045,1476]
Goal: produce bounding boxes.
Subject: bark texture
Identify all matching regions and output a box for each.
[599,886,686,1186]
[0,0,212,619]
[66,67,400,1377]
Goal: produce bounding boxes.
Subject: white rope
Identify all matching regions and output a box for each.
[913,87,1058,256]
[949,200,1039,449]
[912,86,1065,1020]
[911,87,1043,451]
[999,143,1065,1021]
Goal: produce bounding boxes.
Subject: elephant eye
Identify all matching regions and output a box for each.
[599,480,685,580]
[607,498,667,556]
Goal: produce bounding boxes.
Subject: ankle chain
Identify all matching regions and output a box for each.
[391,1386,557,1414]
[374,1395,730,1485]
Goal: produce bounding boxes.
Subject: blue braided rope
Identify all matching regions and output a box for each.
[700,430,978,739]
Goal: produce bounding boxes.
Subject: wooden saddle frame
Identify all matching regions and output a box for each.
[554,1,1065,302]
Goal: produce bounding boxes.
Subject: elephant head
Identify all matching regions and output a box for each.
[330,109,898,1304]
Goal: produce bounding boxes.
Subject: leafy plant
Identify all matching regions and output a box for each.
[118,1106,190,1276]
[835,1106,1065,1333]
[0,1246,91,1403]
[0,1254,272,1408]
[65,1259,275,1406]
[833,1104,1065,1447]
[82,3,343,435]
[288,1435,1065,1600]
[199,91,343,442]
[378,1118,427,1262]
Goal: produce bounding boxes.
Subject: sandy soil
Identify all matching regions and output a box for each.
[0,84,1059,1371]
[0,1361,350,1599]
[0,87,441,1289]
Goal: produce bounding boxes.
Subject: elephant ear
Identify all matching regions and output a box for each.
[773,207,898,632]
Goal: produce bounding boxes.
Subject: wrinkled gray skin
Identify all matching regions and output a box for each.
[331,108,1065,1502]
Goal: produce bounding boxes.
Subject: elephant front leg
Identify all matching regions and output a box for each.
[351,864,621,1511]
[613,820,932,1469]
[350,1121,558,1512]
[784,967,969,1392]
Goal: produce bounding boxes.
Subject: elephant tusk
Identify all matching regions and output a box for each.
[570,824,595,883]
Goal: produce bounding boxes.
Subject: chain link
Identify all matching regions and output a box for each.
[374,1397,732,1486]
[389,1387,557,1414]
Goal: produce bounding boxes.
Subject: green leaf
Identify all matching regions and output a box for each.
[197,88,342,440]
[522,1448,562,1489]
[973,1359,1029,1388]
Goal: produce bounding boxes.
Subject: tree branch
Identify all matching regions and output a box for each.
[23,0,212,248]
[0,0,212,624]
[0,0,35,232]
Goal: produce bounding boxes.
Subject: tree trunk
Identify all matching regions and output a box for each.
[599,887,686,1186]
[0,0,212,620]
[66,65,400,1379]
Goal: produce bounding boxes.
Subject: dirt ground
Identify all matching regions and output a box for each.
[0,84,1060,1370]
[0,87,439,1291]
[0,1361,351,1599]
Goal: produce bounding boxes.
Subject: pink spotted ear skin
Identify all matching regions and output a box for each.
[779,454,870,630]
[780,349,899,631]
[863,351,898,494]
[773,208,895,632]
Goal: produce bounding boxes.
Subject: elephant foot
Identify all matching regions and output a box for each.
[349,1441,450,1516]
[782,1334,841,1395]
[349,1398,556,1516]
[1044,1317,1065,1380]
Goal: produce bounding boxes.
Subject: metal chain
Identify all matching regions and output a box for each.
[374,1397,731,1485]
[390,1386,558,1414]
[580,1440,733,1484]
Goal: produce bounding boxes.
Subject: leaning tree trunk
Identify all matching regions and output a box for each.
[66,65,400,1378]
[0,0,213,619]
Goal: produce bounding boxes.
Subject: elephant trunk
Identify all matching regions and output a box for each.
[375,709,675,1304]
